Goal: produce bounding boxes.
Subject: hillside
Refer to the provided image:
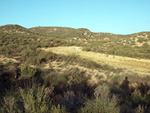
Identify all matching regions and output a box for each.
[29,26,150,59]
[29,26,92,39]
[0,24,150,113]
[0,24,33,34]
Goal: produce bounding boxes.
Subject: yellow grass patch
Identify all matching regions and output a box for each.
[0,55,19,64]
[40,46,150,75]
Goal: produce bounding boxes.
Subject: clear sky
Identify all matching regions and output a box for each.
[0,0,150,34]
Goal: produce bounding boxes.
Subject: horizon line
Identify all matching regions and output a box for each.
[0,24,150,35]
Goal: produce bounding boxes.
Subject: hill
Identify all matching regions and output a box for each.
[0,24,150,59]
[0,24,32,34]
[1,24,150,113]
[29,26,92,38]
[30,26,150,59]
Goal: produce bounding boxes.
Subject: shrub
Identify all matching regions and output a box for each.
[21,48,57,65]
[0,89,24,113]
[131,89,145,106]
[43,72,68,87]
[79,95,120,113]
[94,84,110,98]
[84,60,100,69]
[20,85,53,113]
[79,84,120,113]
[20,65,46,79]
[51,104,68,113]
[64,67,85,84]
[57,53,80,63]
[135,105,145,113]
[131,89,150,108]
[20,65,37,79]
[0,96,18,113]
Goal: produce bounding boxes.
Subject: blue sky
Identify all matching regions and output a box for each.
[0,0,150,34]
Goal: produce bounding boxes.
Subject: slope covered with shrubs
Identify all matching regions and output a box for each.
[0,24,150,112]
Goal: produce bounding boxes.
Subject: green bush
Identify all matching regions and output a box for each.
[131,89,145,106]
[51,104,68,113]
[21,49,57,65]
[79,96,120,113]
[131,89,150,107]
[84,60,100,69]
[79,84,120,113]
[20,65,37,79]
[0,96,18,113]
[20,85,53,113]
[43,72,68,86]
[64,67,85,84]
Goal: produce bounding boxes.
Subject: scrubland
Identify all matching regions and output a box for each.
[0,25,150,113]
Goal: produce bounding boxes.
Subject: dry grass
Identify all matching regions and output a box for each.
[0,55,19,64]
[43,60,108,86]
[40,46,150,75]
